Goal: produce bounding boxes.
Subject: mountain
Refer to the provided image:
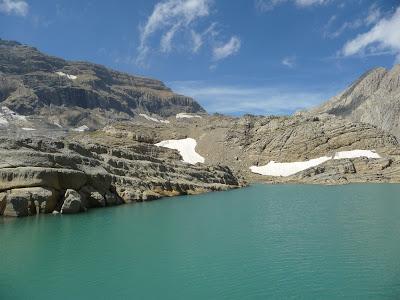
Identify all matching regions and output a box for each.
[0,39,205,129]
[1,39,400,219]
[311,65,400,139]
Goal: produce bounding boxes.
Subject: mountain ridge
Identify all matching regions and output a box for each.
[0,38,205,128]
[312,64,400,138]
[1,39,400,218]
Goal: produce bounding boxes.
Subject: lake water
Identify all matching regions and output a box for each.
[1,184,400,299]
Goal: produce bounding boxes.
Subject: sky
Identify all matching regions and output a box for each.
[1,0,400,115]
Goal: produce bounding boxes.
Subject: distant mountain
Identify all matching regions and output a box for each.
[311,65,400,139]
[0,39,205,128]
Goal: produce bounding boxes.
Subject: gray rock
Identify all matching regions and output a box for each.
[104,191,122,206]
[311,65,400,139]
[61,189,83,214]
[0,38,205,130]
[80,185,105,207]
[3,189,35,217]
[0,192,7,215]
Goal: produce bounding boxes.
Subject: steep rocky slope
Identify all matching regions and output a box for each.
[312,65,400,138]
[0,39,204,129]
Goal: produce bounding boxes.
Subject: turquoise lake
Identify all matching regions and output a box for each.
[1,184,400,299]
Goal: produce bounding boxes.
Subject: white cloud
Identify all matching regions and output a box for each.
[324,4,381,39]
[255,0,328,11]
[169,81,331,115]
[282,56,296,68]
[342,7,400,61]
[212,36,241,61]
[137,0,240,66]
[137,0,210,65]
[0,0,28,16]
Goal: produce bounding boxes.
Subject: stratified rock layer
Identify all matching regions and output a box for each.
[0,39,205,129]
[0,134,242,217]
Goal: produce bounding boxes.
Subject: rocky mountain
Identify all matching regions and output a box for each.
[1,39,400,219]
[0,39,205,129]
[311,65,400,139]
[114,113,400,185]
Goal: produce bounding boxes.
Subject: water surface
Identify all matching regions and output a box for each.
[1,184,400,299]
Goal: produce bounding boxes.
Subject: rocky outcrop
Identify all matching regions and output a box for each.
[1,187,58,217]
[311,65,400,139]
[61,189,85,214]
[108,113,400,184]
[0,39,205,129]
[0,133,243,217]
[1,39,400,219]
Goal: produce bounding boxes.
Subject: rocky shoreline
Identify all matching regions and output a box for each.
[1,39,400,218]
[0,135,243,217]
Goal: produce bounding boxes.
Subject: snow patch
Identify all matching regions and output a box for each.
[176,113,202,119]
[72,125,89,132]
[334,150,381,159]
[250,156,332,177]
[56,71,78,80]
[139,113,170,124]
[155,138,205,164]
[250,149,382,177]
[21,127,36,131]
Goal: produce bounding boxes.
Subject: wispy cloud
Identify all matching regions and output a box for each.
[137,0,240,66]
[0,0,28,16]
[341,6,400,62]
[170,81,332,115]
[212,36,241,61]
[137,0,211,65]
[323,4,382,39]
[282,56,296,68]
[255,0,329,12]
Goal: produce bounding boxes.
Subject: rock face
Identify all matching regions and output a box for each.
[0,132,242,217]
[61,189,85,214]
[0,39,205,129]
[1,39,400,219]
[1,187,58,217]
[311,65,400,139]
[114,113,400,184]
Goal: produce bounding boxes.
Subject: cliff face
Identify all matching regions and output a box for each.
[311,65,400,139]
[0,39,205,128]
[0,133,242,217]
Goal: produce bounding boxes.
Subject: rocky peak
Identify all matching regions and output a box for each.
[311,64,400,139]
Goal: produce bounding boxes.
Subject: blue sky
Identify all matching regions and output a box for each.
[1,0,400,115]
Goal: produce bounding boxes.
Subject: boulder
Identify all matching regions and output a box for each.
[80,185,105,207]
[61,189,83,214]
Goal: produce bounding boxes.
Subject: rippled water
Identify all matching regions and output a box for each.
[1,184,400,299]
